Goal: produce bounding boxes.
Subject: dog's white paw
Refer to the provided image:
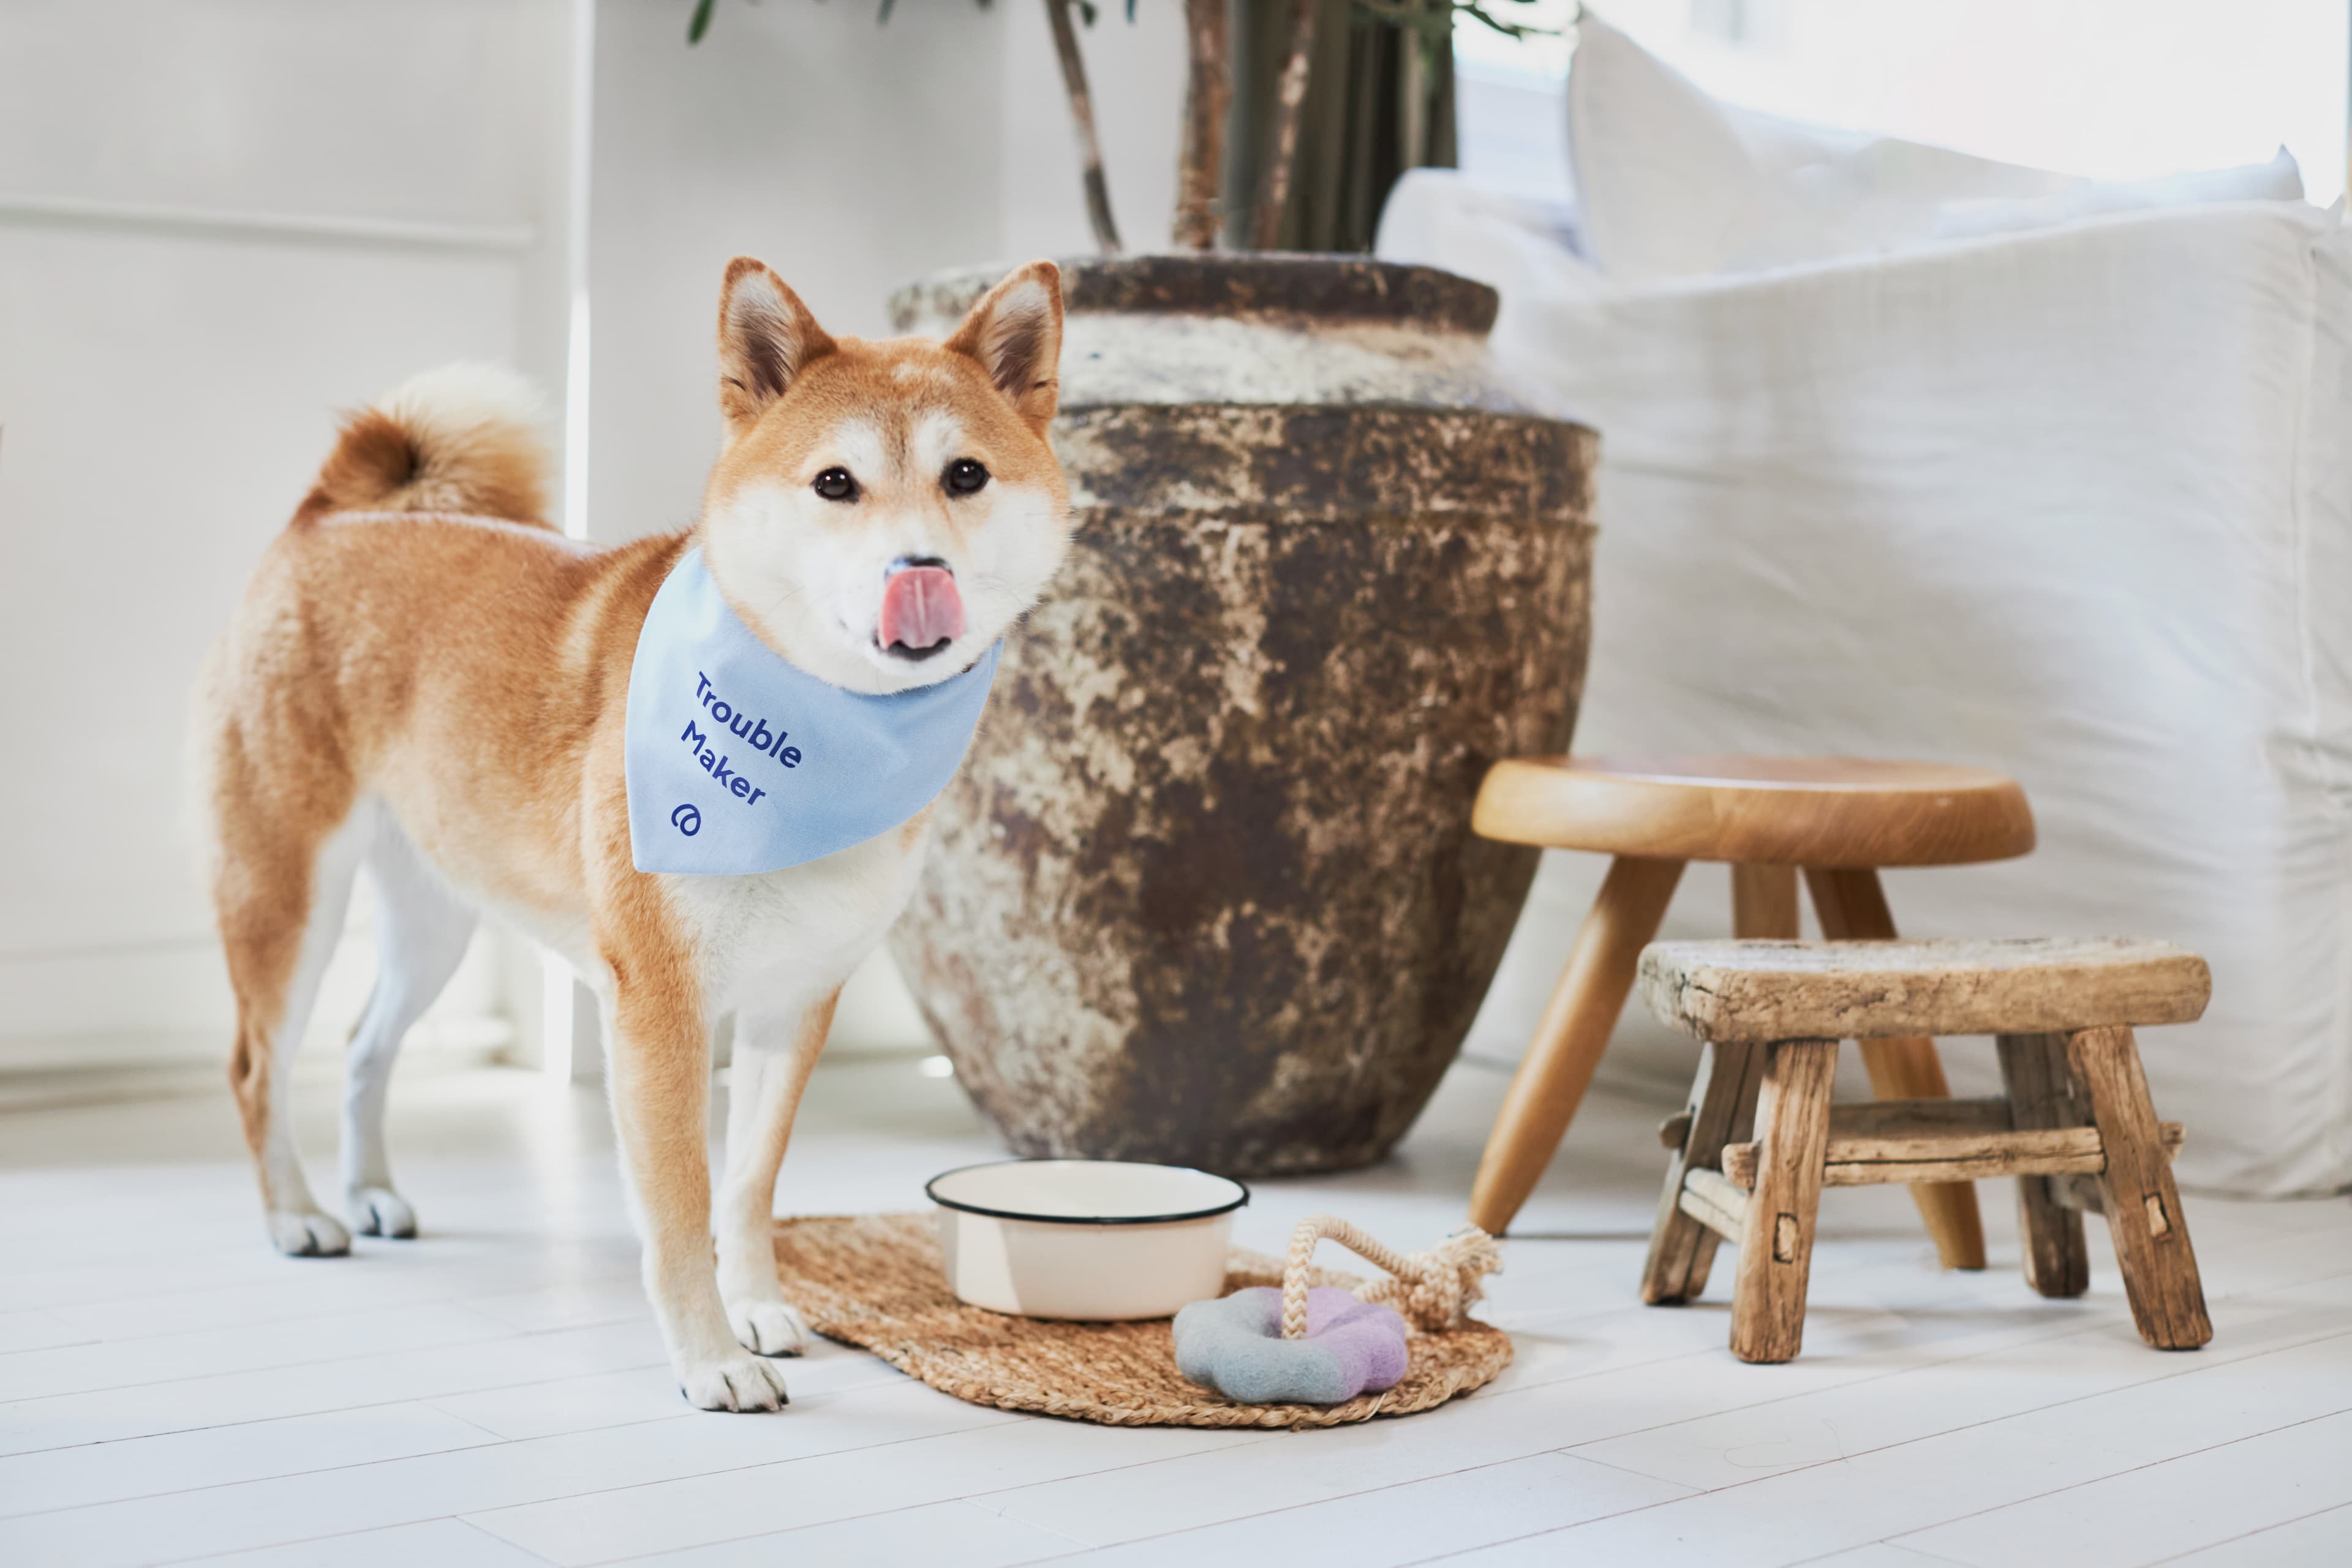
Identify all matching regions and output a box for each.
[726,1297,810,1358]
[347,1186,418,1239]
[268,1209,351,1257]
[678,1352,790,1412]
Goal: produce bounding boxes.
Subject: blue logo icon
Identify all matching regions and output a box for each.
[671,803,702,837]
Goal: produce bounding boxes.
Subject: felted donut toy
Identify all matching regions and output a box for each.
[1172,1215,1502,1406]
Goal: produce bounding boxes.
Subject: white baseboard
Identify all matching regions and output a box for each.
[0,938,237,1042]
[0,925,514,1076]
[0,916,933,1080]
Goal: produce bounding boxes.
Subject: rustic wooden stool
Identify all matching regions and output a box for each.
[1468,756,2037,1268]
[1635,936,2214,1363]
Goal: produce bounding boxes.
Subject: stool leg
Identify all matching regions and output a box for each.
[1730,1038,1838,1363]
[1654,863,1801,1298]
[1996,1031,2090,1298]
[1803,866,1989,1271]
[2068,1027,2212,1349]
[1641,1038,1766,1304]
[1468,856,1685,1236]
[1731,862,1799,943]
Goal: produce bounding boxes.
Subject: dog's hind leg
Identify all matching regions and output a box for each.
[715,990,839,1357]
[221,802,369,1258]
[342,815,476,1239]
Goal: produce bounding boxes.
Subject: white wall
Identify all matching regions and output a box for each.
[584,0,1186,546]
[585,1,1004,544]
[0,0,582,1072]
[0,0,1189,1076]
[995,0,1189,261]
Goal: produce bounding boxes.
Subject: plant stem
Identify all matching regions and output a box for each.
[1397,1,1428,173]
[1044,0,1122,255]
[1172,0,1231,251]
[1249,0,1321,251]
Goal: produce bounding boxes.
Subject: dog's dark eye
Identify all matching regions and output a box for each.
[944,458,989,496]
[813,467,858,502]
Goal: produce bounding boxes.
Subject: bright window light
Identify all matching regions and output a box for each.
[1458,1,2350,200]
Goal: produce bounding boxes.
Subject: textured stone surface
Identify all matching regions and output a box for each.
[892,257,1529,415]
[891,253,1500,335]
[888,255,1596,1175]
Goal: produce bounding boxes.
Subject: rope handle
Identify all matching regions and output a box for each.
[1278,1215,1502,1341]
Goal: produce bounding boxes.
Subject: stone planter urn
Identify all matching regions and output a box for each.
[888,255,1595,1175]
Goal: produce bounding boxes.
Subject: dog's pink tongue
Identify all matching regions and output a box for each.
[878,567,965,650]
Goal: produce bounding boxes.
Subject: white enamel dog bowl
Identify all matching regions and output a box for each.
[927,1159,1249,1321]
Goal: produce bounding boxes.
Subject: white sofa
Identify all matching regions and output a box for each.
[1385,48,2352,1199]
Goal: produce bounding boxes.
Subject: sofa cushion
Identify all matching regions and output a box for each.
[1565,13,2305,282]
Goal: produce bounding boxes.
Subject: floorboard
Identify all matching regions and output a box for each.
[0,1049,2343,1568]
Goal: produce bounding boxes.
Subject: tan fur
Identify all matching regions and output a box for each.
[298,363,551,526]
[201,260,1069,1411]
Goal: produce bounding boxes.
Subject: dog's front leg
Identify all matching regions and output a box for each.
[605,979,790,1412]
[716,989,839,1357]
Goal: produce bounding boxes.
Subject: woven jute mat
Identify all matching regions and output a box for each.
[772,1213,1513,1430]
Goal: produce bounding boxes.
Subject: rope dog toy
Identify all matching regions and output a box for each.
[1172,1216,1502,1404]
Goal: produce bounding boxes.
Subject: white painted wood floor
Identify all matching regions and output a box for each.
[2,1049,2349,1568]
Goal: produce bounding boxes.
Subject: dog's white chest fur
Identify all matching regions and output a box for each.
[664,820,929,1024]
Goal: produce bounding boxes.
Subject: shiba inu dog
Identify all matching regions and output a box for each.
[198,258,1069,1411]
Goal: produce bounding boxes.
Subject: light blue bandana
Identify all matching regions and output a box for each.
[624,548,1000,876]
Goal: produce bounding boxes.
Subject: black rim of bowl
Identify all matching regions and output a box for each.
[924,1158,1251,1226]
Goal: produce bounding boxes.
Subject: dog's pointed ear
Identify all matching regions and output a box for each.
[944,260,1063,434]
[716,257,834,435]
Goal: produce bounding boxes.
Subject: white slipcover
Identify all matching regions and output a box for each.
[1382,175,2352,1197]
[1562,13,2305,282]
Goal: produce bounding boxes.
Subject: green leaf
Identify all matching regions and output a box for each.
[687,0,715,45]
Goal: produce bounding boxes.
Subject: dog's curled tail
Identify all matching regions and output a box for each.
[298,363,554,527]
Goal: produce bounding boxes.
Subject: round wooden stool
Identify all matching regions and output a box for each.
[1466,756,2037,1267]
